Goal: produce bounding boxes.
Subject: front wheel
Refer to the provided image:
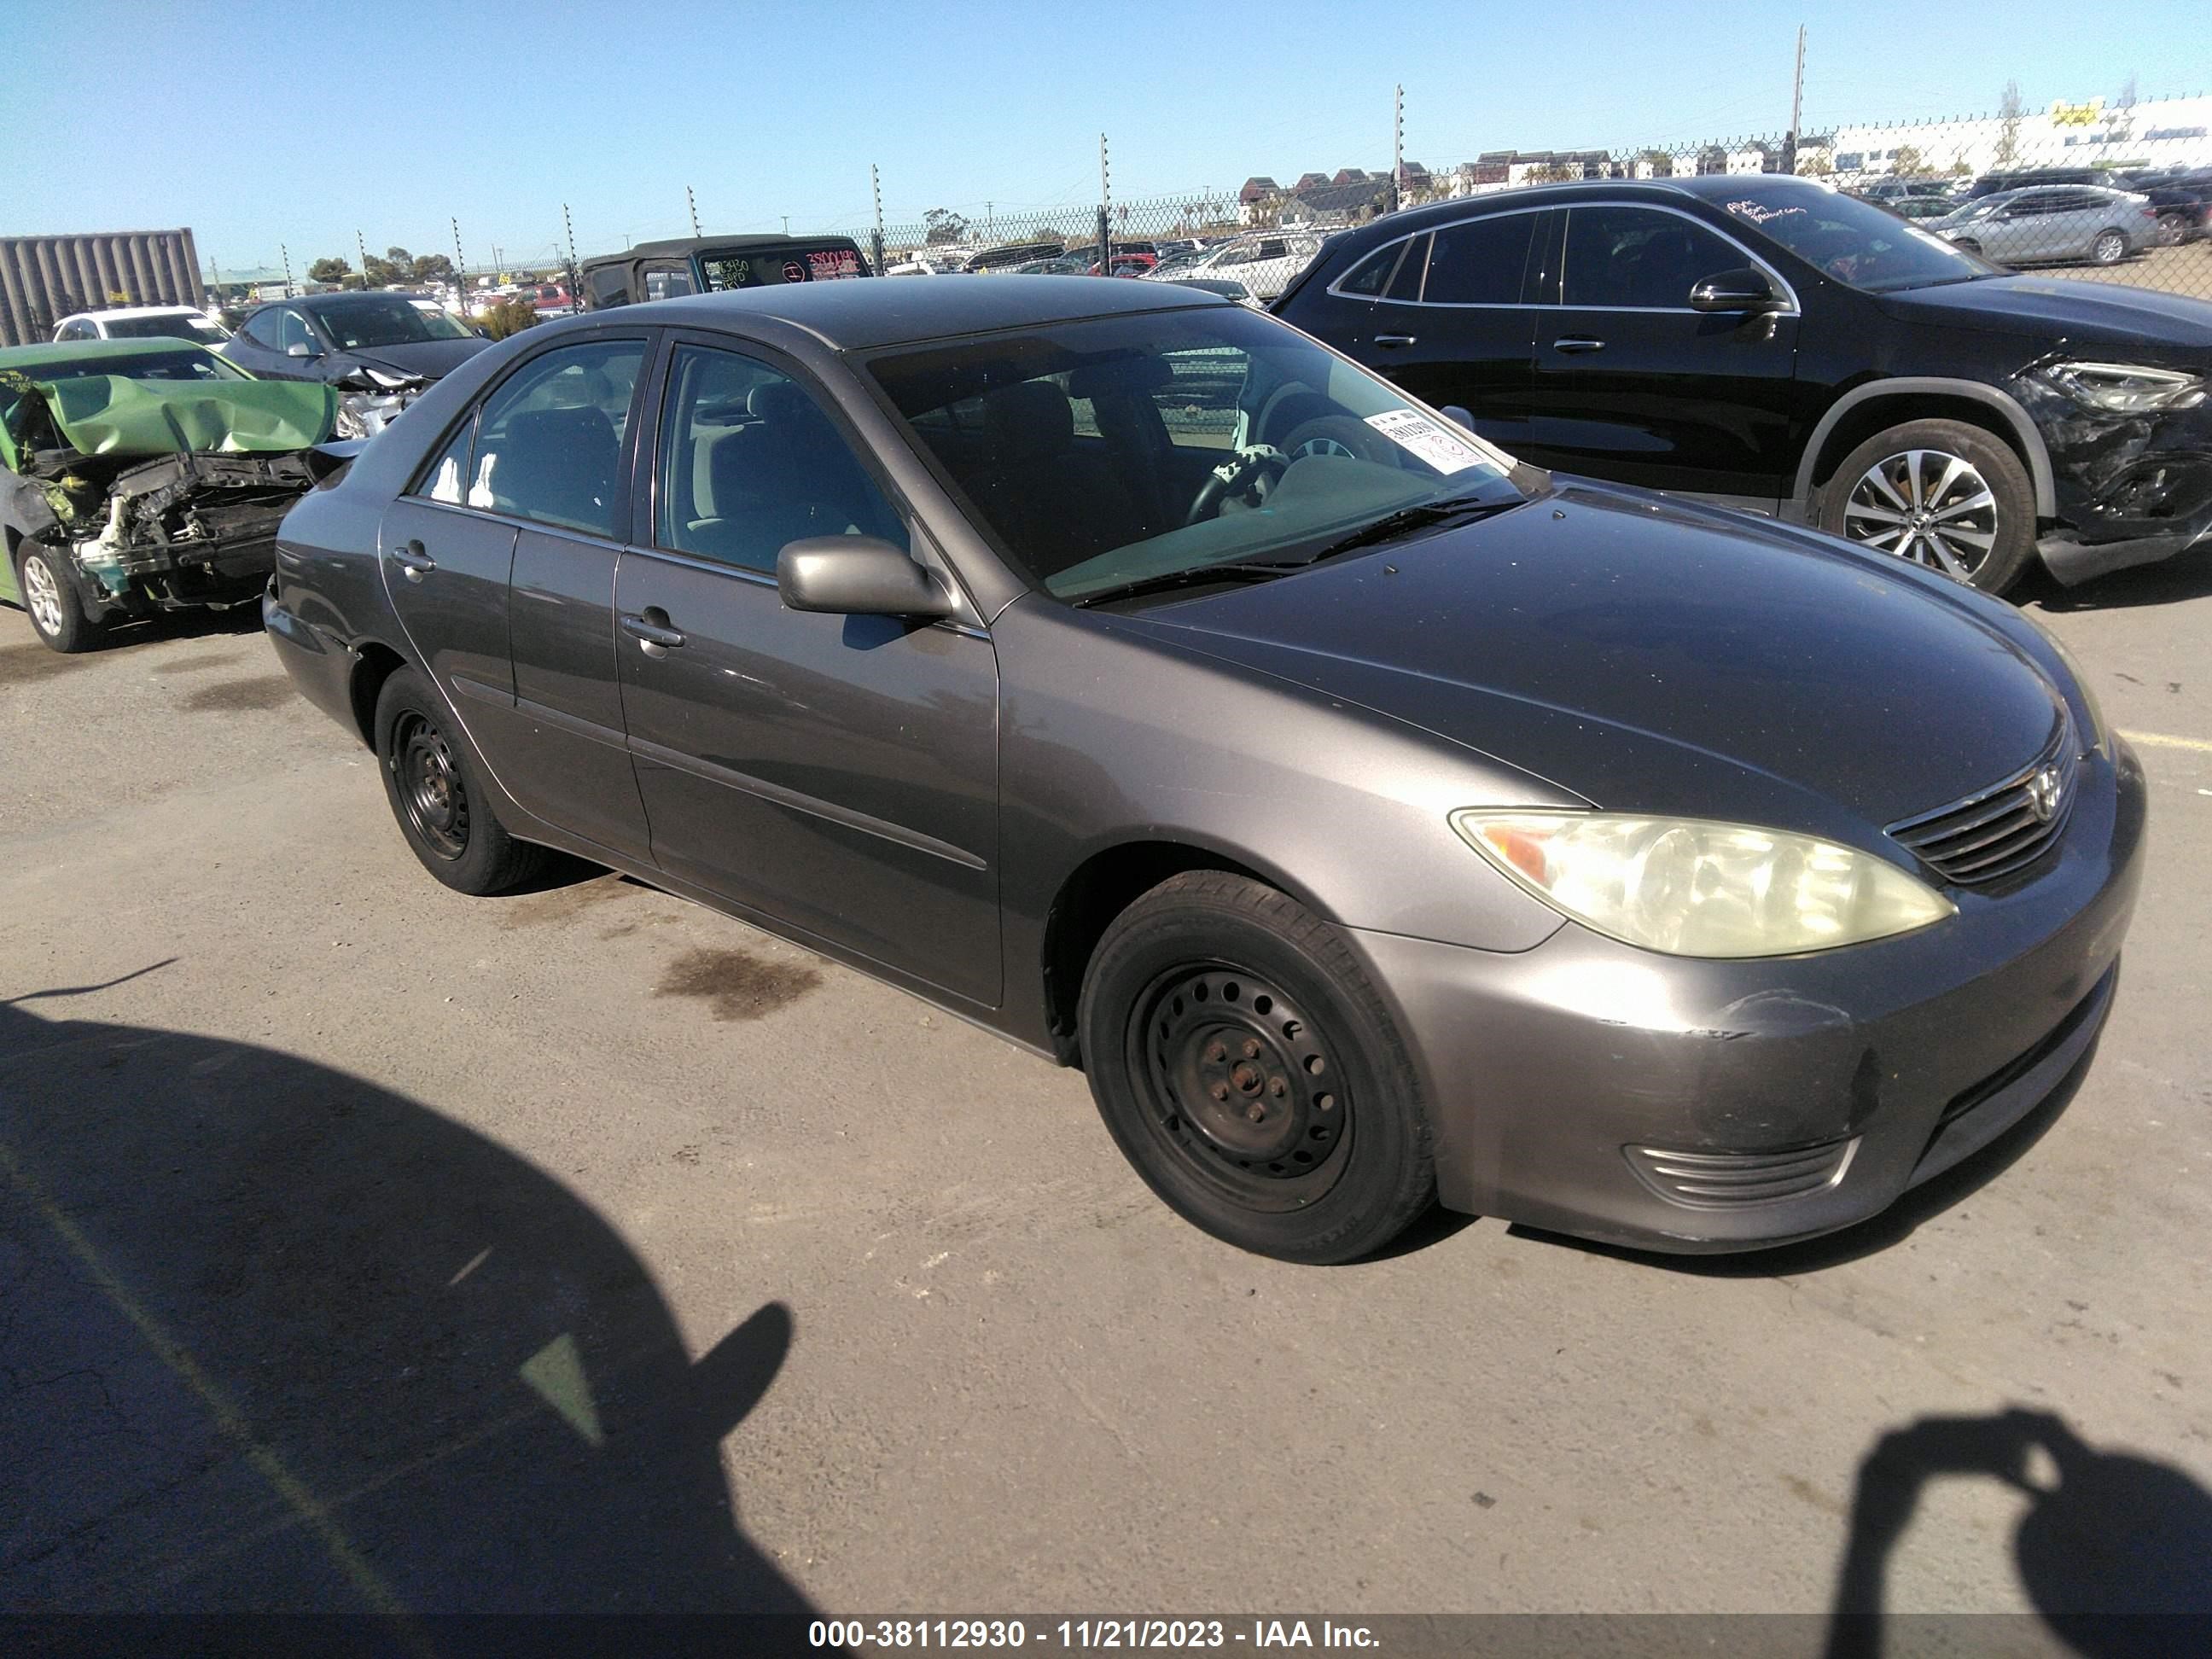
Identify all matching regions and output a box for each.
[2091,229,2128,266]
[12,543,101,655]
[373,666,547,894]
[1077,870,1436,1263]
[1818,418,2038,596]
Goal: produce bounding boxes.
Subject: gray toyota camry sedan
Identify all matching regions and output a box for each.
[265,278,2145,1263]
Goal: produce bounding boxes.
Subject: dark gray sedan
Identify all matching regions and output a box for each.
[265,279,2145,1263]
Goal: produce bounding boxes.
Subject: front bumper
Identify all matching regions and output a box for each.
[2031,388,2212,585]
[1350,741,2147,1252]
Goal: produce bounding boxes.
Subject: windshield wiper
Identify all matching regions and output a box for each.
[1070,562,1305,608]
[1305,492,1517,560]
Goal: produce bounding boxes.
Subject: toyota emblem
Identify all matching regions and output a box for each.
[2027,765,2064,824]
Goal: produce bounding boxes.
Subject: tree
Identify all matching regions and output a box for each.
[1996,79,2024,168]
[361,252,401,287]
[1527,162,1579,183]
[1795,151,1833,177]
[475,297,538,341]
[306,256,352,286]
[410,253,456,283]
[922,207,969,246]
[1890,144,1927,178]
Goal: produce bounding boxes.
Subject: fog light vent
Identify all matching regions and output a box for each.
[1623,1139,1857,1209]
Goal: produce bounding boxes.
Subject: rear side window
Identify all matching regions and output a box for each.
[1420,214,1538,305]
[467,341,647,538]
[641,262,696,301]
[1562,207,1740,310]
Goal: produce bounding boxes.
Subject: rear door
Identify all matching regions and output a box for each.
[1522,201,1802,503]
[1340,207,1545,451]
[612,335,1002,1004]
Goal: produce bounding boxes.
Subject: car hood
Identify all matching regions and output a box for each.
[0,372,337,474]
[339,337,492,381]
[1119,485,2067,843]
[1876,274,2212,352]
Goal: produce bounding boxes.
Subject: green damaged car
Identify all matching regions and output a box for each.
[2,339,352,653]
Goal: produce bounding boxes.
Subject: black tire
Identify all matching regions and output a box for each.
[373,667,547,895]
[12,542,101,655]
[1818,417,2038,597]
[2091,229,2128,266]
[1076,870,1435,1264]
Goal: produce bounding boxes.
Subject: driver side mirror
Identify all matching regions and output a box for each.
[1687,269,1784,313]
[285,341,321,358]
[777,537,952,619]
[474,324,492,339]
[1440,405,1476,434]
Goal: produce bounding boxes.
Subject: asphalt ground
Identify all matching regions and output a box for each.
[1,550,2208,1645]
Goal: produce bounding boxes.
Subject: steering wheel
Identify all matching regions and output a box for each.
[1278,416,1395,466]
[1185,445,1290,525]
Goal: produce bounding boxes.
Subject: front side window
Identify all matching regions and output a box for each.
[1561,207,1743,309]
[656,345,905,573]
[1420,214,1538,305]
[278,310,317,354]
[866,306,1524,602]
[242,310,284,349]
[466,340,645,538]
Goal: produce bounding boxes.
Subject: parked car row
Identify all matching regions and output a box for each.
[1852,166,2212,247]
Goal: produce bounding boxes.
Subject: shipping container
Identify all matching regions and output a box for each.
[0,230,207,347]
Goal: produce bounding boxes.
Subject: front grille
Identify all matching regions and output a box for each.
[1886,714,2079,886]
[1622,1138,1858,1209]
[1934,975,2107,1132]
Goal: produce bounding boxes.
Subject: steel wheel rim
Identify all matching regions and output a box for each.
[20,554,65,637]
[391,711,469,860]
[2093,230,2126,265]
[1842,449,1999,583]
[1127,964,1351,1212]
[1290,434,1357,461]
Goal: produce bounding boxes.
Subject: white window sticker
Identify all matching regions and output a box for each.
[1364,408,1484,474]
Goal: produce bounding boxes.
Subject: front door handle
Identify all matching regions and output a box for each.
[391,539,437,581]
[1551,336,1607,353]
[1373,334,1417,349]
[620,609,686,657]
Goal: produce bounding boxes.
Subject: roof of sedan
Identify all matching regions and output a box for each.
[1353,172,1838,235]
[596,274,1234,351]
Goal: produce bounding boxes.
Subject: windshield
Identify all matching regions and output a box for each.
[698,245,867,288]
[318,298,472,349]
[1718,183,1998,291]
[102,312,230,345]
[866,304,1526,603]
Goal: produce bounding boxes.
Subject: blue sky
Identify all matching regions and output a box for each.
[4,0,2207,272]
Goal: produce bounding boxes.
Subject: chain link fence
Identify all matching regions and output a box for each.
[844,93,2212,305]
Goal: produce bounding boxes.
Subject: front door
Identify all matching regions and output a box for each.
[1523,202,1802,502]
[614,340,1001,1004]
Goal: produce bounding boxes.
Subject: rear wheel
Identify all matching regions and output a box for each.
[1077,870,1435,1264]
[2091,229,2128,266]
[13,544,100,655]
[1819,418,2037,597]
[373,667,546,894]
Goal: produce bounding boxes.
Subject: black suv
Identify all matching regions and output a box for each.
[1275,175,2212,593]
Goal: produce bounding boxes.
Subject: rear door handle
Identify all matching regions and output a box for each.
[1551,336,1606,354]
[620,610,686,656]
[391,540,436,581]
[1373,334,1417,349]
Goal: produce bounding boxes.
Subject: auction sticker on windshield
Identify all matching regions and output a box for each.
[808,248,864,279]
[1365,408,1484,474]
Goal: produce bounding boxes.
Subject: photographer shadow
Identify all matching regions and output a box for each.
[1826,1407,2212,1658]
[0,975,812,1618]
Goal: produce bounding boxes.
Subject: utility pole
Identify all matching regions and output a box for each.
[1393,84,1405,212]
[356,230,370,288]
[563,202,580,299]
[686,184,701,238]
[1098,133,1112,268]
[1785,25,1806,174]
[280,242,294,298]
[987,201,994,242]
[782,216,790,236]
[451,218,467,302]
[870,164,886,273]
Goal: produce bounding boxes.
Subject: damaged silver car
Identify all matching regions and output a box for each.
[1,338,352,652]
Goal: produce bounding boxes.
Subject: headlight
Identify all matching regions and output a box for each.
[1450,811,1954,958]
[2046,362,2205,414]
